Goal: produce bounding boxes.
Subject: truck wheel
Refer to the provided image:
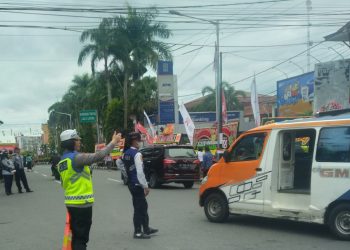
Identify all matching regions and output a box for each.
[204,193,229,223]
[183,182,194,189]
[329,203,350,240]
[149,173,160,189]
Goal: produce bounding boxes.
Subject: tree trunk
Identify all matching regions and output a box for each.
[123,73,129,129]
[104,57,112,103]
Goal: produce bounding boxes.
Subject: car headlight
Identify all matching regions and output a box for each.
[201,176,208,185]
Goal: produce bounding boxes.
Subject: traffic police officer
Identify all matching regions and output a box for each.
[123,132,158,239]
[57,129,121,250]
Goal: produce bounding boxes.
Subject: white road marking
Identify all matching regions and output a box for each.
[41,174,47,177]
[107,178,121,183]
[34,171,39,174]
[55,180,61,184]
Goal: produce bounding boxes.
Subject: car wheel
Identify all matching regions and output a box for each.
[204,192,229,223]
[149,173,160,189]
[183,182,194,189]
[329,203,350,240]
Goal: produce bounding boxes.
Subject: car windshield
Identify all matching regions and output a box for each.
[165,147,196,158]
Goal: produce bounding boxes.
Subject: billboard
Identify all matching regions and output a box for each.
[159,100,175,124]
[193,122,239,152]
[314,59,350,113]
[157,61,173,75]
[277,72,314,117]
[157,61,178,124]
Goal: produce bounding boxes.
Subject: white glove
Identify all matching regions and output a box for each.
[11,170,16,174]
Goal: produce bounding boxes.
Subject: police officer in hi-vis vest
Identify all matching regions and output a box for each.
[123,132,158,239]
[58,129,121,250]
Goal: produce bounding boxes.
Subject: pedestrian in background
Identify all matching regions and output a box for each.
[123,132,158,239]
[26,154,33,172]
[197,147,204,167]
[13,147,33,193]
[202,146,213,177]
[50,153,61,180]
[57,129,121,250]
[1,150,16,196]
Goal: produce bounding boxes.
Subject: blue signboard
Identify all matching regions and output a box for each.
[277,72,314,116]
[157,61,173,75]
[159,100,175,124]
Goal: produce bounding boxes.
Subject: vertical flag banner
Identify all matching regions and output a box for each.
[222,90,228,124]
[179,103,195,145]
[143,110,156,137]
[251,75,261,127]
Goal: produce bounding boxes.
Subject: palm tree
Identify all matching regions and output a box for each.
[199,82,246,112]
[78,18,114,103]
[222,82,246,110]
[201,86,216,112]
[113,6,172,129]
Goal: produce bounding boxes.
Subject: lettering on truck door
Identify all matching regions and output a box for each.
[219,132,269,214]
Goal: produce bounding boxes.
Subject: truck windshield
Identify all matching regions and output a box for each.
[165,148,196,158]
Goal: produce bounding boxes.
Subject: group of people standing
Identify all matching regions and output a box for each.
[0,147,33,195]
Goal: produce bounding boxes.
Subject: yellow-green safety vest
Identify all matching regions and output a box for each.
[57,154,94,205]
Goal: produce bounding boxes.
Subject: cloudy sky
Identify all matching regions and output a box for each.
[0,0,349,132]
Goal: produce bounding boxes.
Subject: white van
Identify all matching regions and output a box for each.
[199,115,350,240]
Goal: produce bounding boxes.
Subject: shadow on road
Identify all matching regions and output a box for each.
[225,215,331,240]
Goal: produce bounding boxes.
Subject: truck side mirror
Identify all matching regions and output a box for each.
[223,151,230,163]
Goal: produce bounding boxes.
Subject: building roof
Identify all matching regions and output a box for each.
[185,92,276,116]
[324,21,350,42]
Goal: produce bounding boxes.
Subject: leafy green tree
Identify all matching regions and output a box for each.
[78,18,115,103]
[103,98,124,143]
[128,76,158,121]
[113,6,172,129]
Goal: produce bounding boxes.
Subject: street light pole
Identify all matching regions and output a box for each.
[169,10,222,149]
[51,110,72,129]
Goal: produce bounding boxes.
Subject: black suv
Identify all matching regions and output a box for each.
[140,145,200,189]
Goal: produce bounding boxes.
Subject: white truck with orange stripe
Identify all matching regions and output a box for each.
[199,114,350,240]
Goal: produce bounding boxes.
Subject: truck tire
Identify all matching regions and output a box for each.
[328,203,350,240]
[183,182,194,189]
[204,192,229,223]
[149,173,160,189]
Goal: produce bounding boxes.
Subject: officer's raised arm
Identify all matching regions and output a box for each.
[74,132,121,168]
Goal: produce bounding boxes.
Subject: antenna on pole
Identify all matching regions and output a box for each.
[306,0,312,72]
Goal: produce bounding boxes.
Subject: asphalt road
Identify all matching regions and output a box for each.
[0,165,349,250]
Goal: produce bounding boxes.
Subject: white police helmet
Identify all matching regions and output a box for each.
[60,129,81,142]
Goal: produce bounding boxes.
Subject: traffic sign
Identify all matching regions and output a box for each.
[79,110,97,123]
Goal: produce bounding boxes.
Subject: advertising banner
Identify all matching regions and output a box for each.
[314,59,350,113]
[193,122,239,153]
[277,72,314,117]
[179,103,195,145]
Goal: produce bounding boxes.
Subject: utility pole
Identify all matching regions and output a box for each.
[215,22,221,150]
[218,52,223,148]
[168,10,221,149]
[306,0,312,72]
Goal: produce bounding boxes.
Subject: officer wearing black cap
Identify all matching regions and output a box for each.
[122,132,158,239]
